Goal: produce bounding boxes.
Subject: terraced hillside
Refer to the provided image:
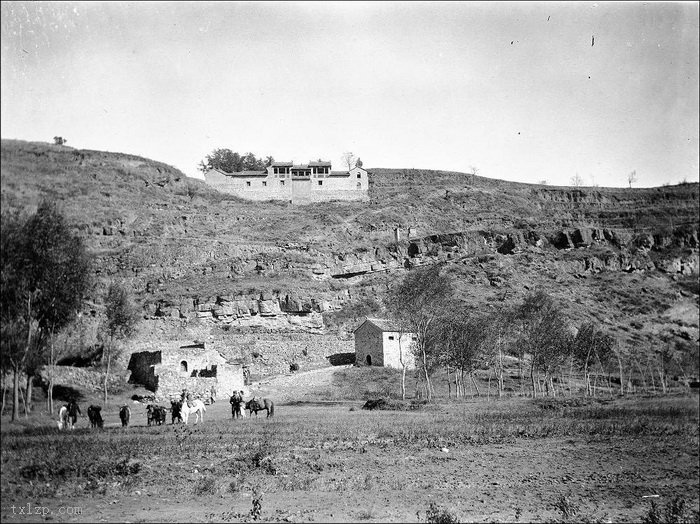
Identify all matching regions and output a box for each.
[1,139,698,379]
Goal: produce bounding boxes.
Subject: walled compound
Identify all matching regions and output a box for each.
[354,318,417,369]
[204,160,369,204]
[127,341,245,402]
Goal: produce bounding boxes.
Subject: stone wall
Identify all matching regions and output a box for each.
[220,332,355,377]
[127,351,161,390]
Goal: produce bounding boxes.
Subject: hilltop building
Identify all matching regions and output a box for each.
[354,318,417,369]
[204,160,369,204]
[127,341,245,402]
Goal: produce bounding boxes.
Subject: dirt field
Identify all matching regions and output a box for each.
[1,369,699,523]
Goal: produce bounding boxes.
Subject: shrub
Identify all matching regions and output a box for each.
[423,502,461,523]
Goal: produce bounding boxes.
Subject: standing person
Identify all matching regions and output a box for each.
[210,384,217,404]
[230,390,243,419]
[66,398,81,430]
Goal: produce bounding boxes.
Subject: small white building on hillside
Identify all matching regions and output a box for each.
[353,318,416,369]
[204,160,369,204]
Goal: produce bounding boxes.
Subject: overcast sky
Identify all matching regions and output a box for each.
[2,1,698,187]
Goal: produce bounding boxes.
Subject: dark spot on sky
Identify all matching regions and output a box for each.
[518,132,521,135]
[547,16,550,21]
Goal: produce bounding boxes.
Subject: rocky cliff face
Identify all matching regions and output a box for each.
[2,140,698,375]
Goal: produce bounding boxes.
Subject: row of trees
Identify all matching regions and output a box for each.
[198,149,274,173]
[0,201,139,421]
[199,148,364,174]
[387,264,694,401]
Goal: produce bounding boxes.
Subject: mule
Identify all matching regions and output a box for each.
[170,400,183,424]
[119,405,131,427]
[87,405,104,428]
[180,398,206,424]
[245,397,274,418]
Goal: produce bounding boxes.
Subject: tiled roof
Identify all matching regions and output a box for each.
[291,164,310,170]
[355,318,407,333]
[309,161,332,167]
[271,162,293,167]
[329,170,350,177]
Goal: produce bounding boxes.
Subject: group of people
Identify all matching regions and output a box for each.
[229,390,247,419]
[57,399,82,430]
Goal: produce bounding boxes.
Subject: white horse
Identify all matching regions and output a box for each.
[57,406,69,430]
[180,399,206,424]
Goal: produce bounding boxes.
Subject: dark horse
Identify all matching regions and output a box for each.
[245,397,274,418]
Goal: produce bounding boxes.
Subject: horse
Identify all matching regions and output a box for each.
[87,405,104,428]
[245,397,274,418]
[180,398,206,424]
[57,406,69,430]
[170,400,183,424]
[119,405,131,427]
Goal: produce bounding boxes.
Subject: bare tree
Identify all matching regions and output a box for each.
[570,173,584,187]
[627,170,637,188]
[386,264,452,402]
[341,152,357,171]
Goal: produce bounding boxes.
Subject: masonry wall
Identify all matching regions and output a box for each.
[381,332,416,370]
[126,351,161,390]
[354,323,385,366]
[203,167,369,203]
[152,363,244,402]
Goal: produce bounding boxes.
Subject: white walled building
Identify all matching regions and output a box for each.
[353,318,416,370]
[204,160,369,204]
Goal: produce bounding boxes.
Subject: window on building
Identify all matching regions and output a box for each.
[357,182,361,189]
[180,360,188,372]
[388,336,394,340]
[318,181,323,186]
[357,173,361,178]
[262,181,267,186]
[280,180,285,186]
[246,181,251,187]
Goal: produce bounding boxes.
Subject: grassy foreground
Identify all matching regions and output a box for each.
[1,394,698,523]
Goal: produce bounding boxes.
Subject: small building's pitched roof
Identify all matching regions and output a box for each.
[309,161,332,167]
[354,318,407,333]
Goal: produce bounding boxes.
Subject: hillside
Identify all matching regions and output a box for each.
[1,139,698,380]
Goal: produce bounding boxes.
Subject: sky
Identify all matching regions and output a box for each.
[1,1,698,188]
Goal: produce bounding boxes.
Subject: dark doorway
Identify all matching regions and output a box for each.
[366,355,372,366]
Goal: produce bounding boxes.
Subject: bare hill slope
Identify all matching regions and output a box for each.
[1,139,698,379]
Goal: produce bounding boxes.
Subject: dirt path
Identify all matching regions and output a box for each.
[246,365,353,404]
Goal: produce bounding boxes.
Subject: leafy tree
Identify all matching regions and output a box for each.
[514,291,572,397]
[355,157,363,168]
[0,202,91,420]
[53,136,67,146]
[386,264,452,402]
[101,281,139,405]
[199,149,272,173]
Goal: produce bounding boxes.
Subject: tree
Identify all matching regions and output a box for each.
[386,264,453,402]
[514,291,572,397]
[627,170,637,188]
[341,152,357,171]
[0,202,91,420]
[199,149,272,173]
[101,281,139,405]
[572,322,615,396]
[570,173,584,187]
[355,158,363,168]
[53,136,67,146]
